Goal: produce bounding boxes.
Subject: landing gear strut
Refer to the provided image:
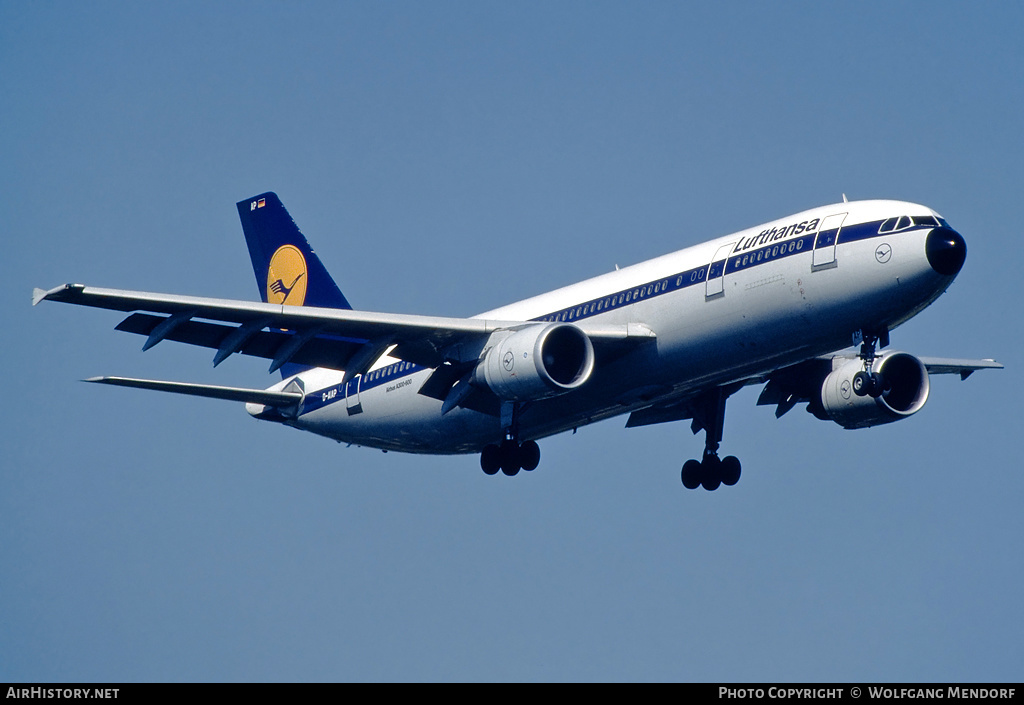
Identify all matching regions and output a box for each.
[852,328,890,399]
[479,401,541,476]
[680,386,742,491]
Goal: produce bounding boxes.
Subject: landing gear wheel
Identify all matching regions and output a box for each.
[700,454,722,491]
[518,440,540,471]
[499,439,521,476]
[868,372,886,398]
[681,459,702,489]
[853,371,872,397]
[481,438,543,477]
[855,371,886,398]
[480,444,500,475]
[720,456,741,486]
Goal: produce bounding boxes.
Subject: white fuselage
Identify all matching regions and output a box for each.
[266,200,955,453]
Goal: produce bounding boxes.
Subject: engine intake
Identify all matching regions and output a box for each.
[819,352,930,429]
[475,323,595,401]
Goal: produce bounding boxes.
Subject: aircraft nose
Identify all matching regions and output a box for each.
[925,227,967,276]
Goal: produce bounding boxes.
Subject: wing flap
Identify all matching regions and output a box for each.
[115,313,367,371]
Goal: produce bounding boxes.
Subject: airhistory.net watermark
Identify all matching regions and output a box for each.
[6,689,118,699]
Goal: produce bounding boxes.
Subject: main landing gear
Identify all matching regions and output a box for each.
[479,401,540,476]
[680,386,742,491]
[681,452,741,491]
[851,328,890,399]
[480,438,540,476]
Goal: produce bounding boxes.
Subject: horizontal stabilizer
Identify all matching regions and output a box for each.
[84,376,302,406]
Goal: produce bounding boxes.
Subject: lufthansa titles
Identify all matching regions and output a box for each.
[733,218,820,255]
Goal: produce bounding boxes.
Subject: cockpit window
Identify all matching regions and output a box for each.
[879,215,914,234]
[913,215,939,228]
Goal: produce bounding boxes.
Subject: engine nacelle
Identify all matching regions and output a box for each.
[819,352,930,429]
[475,323,595,401]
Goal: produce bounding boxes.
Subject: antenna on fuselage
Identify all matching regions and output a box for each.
[842,193,849,203]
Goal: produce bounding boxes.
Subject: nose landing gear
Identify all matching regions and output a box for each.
[852,328,890,399]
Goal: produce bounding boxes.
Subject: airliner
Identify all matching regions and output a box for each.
[34,192,1001,490]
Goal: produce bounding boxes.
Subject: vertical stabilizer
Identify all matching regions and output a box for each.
[236,192,352,310]
[237,192,353,377]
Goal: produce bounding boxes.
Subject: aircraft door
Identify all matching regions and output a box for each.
[345,374,362,415]
[705,243,735,299]
[812,213,847,270]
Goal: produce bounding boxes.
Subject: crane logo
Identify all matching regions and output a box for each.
[266,245,308,305]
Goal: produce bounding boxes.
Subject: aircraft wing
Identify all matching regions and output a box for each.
[33,283,654,377]
[627,353,1003,429]
[918,356,1004,380]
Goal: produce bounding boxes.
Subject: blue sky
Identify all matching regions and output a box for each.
[3,1,1022,682]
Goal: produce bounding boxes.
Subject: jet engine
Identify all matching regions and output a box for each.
[475,323,595,401]
[817,352,930,429]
